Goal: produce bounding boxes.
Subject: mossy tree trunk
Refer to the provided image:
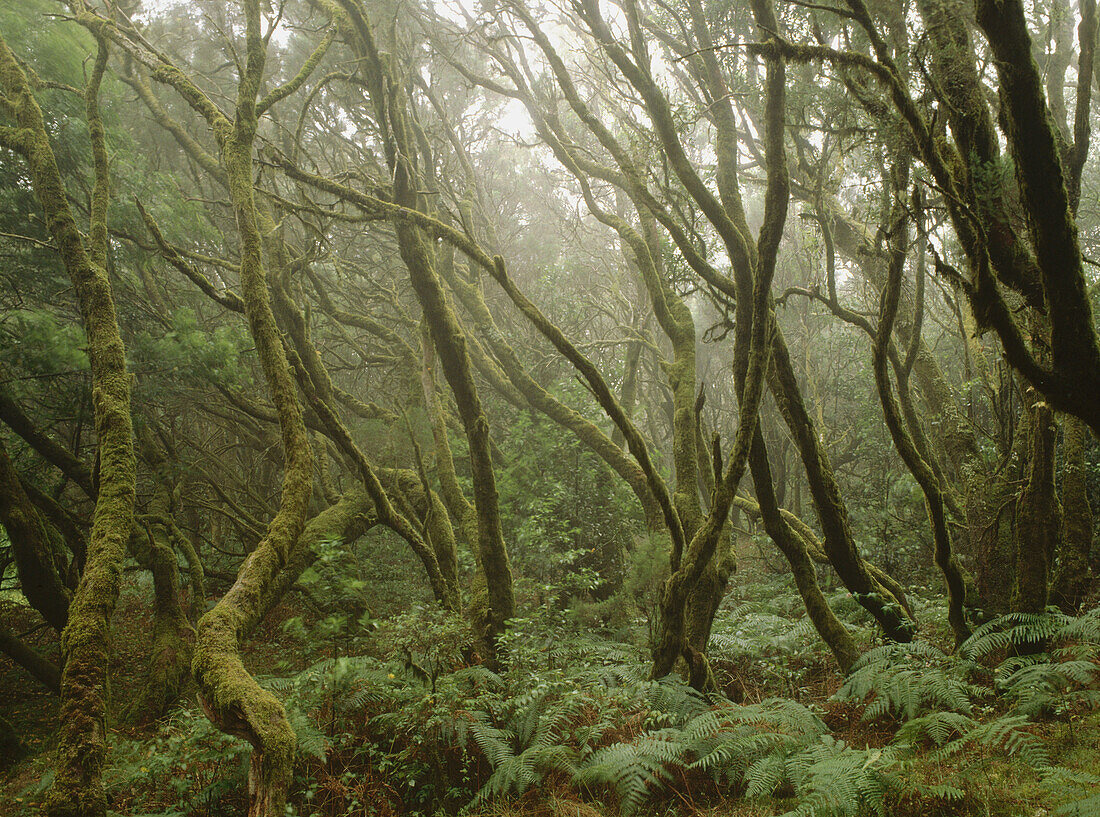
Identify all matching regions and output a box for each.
[329,0,514,657]
[114,2,325,811]
[873,177,971,646]
[643,0,789,685]
[0,621,61,692]
[128,429,195,722]
[1012,390,1062,615]
[0,32,137,817]
[194,9,316,812]
[747,430,860,673]
[1052,416,1094,611]
[767,332,914,642]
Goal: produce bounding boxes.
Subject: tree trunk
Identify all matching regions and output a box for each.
[1052,415,1094,611]
[1012,392,1062,614]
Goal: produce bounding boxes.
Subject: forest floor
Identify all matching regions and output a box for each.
[3,564,1100,817]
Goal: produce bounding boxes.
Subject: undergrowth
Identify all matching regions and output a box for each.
[5,590,1100,817]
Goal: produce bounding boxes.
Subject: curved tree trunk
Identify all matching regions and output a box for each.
[328,0,515,657]
[747,430,860,673]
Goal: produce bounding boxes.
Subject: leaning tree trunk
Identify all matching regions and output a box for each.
[0,437,71,631]
[747,429,860,674]
[334,0,515,657]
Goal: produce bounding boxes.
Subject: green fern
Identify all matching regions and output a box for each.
[960,610,1074,661]
[467,681,590,803]
[892,710,977,748]
[468,720,576,804]
[998,659,1099,717]
[835,642,982,720]
[687,697,828,786]
[933,713,1051,768]
[1045,767,1100,816]
[574,730,687,814]
[645,675,713,726]
[1056,794,1100,817]
[779,738,899,817]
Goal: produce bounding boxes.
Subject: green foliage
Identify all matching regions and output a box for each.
[835,641,983,720]
[0,309,88,378]
[496,411,639,597]
[468,682,588,804]
[575,731,687,813]
[961,610,1078,660]
[963,608,1100,718]
[931,712,1052,768]
[778,738,900,817]
[130,308,251,387]
[9,591,1099,817]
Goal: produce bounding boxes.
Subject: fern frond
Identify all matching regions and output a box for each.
[574,731,686,814]
[835,643,979,720]
[893,710,977,748]
[935,713,1050,768]
[961,611,1072,661]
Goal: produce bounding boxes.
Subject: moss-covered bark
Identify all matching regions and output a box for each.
[748,430,860,673]
[129,430,196,721]
[122,3,318,812]
[0,32,136,817]
[1052,416,1094,611]
[915,0,1043,306]
[768,330,913,641]
[327,0,514,655]
[395,218,513,649]
[418,323,479,548]
[652,0,787,684]
[127,514,194,722]
[167,516,205,622]
[263,486,378,616]
[0,388,96,499]
[973,0,1100,412]
[1012,391,1062,615]
[873,186,970,646]
[439,260,661,529]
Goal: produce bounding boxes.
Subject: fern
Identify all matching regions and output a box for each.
[999,659,1099,717]
[1057,794,1100,817]
[961,610,1074,661]
[574,730,687,814]
[687,697,828,785]
[645,675,713,726]
[779,738,899,817]
[934,713,1051,768]
[892,710,977,748]
[835,642,981,720]
[1045,767,1100,817]
[468,718,576,804]
[467,681,591,804]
